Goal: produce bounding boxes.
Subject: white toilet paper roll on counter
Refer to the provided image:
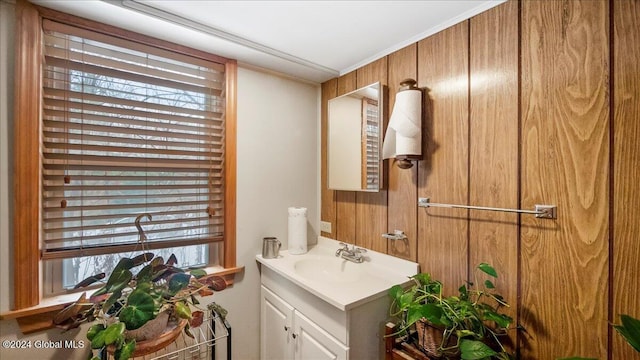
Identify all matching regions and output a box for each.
[288,207,308,255]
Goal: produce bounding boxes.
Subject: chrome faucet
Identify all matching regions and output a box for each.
[335,242,367,263]
[335,243,349,257]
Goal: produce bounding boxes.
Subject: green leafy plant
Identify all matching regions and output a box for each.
[54,253,227,360]
[388,263,514,359]
[614,314,640,353]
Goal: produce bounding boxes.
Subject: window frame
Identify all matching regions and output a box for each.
[11,1,237,311]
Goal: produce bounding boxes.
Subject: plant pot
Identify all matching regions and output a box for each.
[125,311,171,342]
[129,319,187,357]
[107,312,187,357]
[415,320,458,359]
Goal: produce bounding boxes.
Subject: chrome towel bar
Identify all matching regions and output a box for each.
[418,197,557,219]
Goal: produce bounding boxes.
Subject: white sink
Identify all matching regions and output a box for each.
[293,257,364,283]
[256,236,419,310]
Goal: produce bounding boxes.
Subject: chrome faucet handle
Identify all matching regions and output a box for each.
[336,242,350,257]
[354,247,367,253]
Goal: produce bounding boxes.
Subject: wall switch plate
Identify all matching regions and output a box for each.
[320,221,332,233]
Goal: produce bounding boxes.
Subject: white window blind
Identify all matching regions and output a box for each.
[362,98,379,190]
[41,20,226,260]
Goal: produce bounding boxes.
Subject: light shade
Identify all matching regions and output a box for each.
[382,79,422,169]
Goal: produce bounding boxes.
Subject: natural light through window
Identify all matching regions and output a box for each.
[41,20,226,292]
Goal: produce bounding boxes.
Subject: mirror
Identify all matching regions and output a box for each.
[328,82,385,191]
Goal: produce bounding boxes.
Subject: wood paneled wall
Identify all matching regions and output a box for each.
[613,1,640,359]
[469,1,519,350]
[387,44,418,261]
[416,20,470,295]
[320,1,640,359]
[520,1,610,358]
[520,1,610,359]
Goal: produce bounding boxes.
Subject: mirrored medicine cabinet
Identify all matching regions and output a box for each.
[327,82,386,192]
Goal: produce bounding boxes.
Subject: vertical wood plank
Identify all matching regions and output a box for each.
[335,72,358,244]
[224,61,238,268]
[469,0,519,350]
[13,0,42,309]
[355,58,388,253]
[521,1,609,358]
[321,79,338,238]
[613,0,640,359]
[417,22,470,292]
[387,44,418,261]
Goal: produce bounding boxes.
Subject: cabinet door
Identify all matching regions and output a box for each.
[261,286,295,360]
[293,310,349,360]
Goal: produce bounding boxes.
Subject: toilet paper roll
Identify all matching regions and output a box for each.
[288,207,308,255]
[382,89,422,159]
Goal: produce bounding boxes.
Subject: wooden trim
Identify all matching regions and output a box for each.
[11,1,239,313]
[16,311,58,335]
[1,303,68,322]
[208,266,243,286]
[0,265,244,334]
[13,0,42,310]
[224,61,238,268]
[384,321,429,360]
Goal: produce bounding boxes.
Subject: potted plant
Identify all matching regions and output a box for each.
[388,263,514,359]
[54,251,227,360]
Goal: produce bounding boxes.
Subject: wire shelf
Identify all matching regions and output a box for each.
[110,309,230,360]
[151,311,228,360]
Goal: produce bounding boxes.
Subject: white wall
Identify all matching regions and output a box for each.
[0,2,319,358]
[211,67,319,360]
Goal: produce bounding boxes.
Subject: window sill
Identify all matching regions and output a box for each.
[0,265,244,334]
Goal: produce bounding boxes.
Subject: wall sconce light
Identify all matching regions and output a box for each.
[382,79,422,169]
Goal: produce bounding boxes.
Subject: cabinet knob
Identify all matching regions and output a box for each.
[284,326,289,332]
[292,333,298,339]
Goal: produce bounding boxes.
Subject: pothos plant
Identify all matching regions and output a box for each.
[54,252,227,360]
[614,314,640,353]
[388,263,515,360]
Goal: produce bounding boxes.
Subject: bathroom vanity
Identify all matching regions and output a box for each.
[256,237,419,360]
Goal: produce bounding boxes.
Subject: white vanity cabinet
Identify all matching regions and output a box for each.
[257,236,419,360]
[261,285,348,360]
[261,285,295,360]
[260,266,390,360]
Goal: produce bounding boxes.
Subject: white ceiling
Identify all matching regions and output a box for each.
[31,0,505,83]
